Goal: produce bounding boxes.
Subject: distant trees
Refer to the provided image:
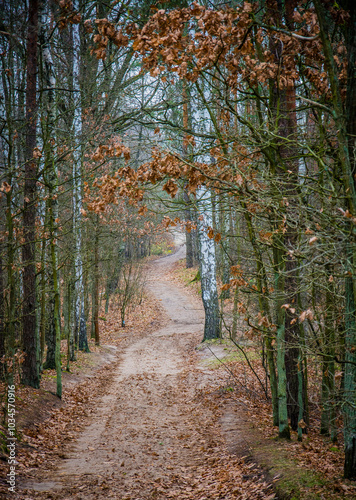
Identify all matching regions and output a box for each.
[0,0,169,395]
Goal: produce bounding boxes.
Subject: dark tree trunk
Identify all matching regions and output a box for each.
[182,81,196,269]
[78,306,89,352]
[343,1,356,182]
[340,0,356,480]
[91,217,100,346]
[279,91,301,433]
[22,0,40,388]
[184,190,194,268]
[283,119,301,431]
[283,0,302,434]
[319,0,356,478]
[43,289,56,370]
[267,0,303,435]
[344,268,356,479]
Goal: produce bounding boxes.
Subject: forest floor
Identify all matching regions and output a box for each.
[2,245,356,499]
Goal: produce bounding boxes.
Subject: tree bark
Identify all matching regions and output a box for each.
[43,285,56,370]
[72,19,89,353]
[39,205,48,370]
[197,186,220,340]
[184,190,195,268]
[266,0,302,436]
[91,215,100,346]
[320,266,337,442]
[315,0,356,478]
[40,1,62,396]
[343,2,356,478]
[182,81,196,269]
[22,0,40,388]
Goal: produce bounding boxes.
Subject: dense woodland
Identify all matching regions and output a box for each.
[1,0,356,486]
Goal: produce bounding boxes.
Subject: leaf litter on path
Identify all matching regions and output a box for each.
[14,247,275,500]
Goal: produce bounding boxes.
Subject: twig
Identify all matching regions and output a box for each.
[203,342,263,400]
[222,316,269,399]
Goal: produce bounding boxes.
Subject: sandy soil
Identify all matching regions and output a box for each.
[17,247,273,500]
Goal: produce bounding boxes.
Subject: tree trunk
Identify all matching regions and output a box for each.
[69,280,76,363]
[343,0,356,478]
[43,285,56,370]
[344,257,356,478]
[266,0,302,435]
[5,183,15,385]
[39,205,48,370]
[273,239,290,439]
[91,216,100,345]
[197,186,220,340]
[40,2,62,396]
[219,197,230,300]
[22,0,40,388]
[315,0,356,478]
[320,267,337,442]
[184,190,195,268]
[243,205,279,427]
[1,51,16,385]
[182,81,196,269]
[50,202,62,398]
[72,19,89,353]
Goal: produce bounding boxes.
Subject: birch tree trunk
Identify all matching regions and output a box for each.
[197,186,220,340]
[72,18,89,353]
[190,80,220,340]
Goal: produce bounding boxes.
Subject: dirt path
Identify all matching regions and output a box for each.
[19,247,273,500]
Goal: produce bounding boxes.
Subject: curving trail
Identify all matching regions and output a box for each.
[55,245,205,489]
[20,246,272,500]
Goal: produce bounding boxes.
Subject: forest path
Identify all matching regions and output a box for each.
[54,245,206,489]
[20,246,272,500]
